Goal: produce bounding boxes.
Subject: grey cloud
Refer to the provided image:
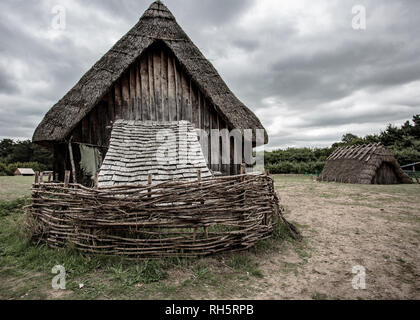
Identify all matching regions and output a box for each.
[0,0,420,149]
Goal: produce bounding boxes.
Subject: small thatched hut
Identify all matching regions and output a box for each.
[14,168,35,176]
[318,143,412,184]
[32,1,267,183]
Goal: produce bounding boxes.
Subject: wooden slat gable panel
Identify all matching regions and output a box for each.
[68,43,241,177]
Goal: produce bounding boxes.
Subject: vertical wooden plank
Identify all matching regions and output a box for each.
[181,73,189,121]
[130,65,136,120]
[188,79,193,122]
[140,55,149,121]
[211,112,220,173]
[161,49,169,121]
[136,61,142,120]
[107,92,115,145]
[203,99,210,166]
[167,55,177,121]
[89,111,96,145]
[121,73,130,120]
[154,49,162,121]
[199,92,204,130]
[54,144,66,182]
[192,85,199,129]
[174,59,182,121]
[81,117,90,144]
[148,52,155,121]
[230,134,237,175]
[220,119,230,176]
[97,103,105,147]
[114,81,122,120]
[107,91,115,124]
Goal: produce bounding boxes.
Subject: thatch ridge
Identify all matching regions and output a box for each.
[33,1,267,144]
[318,143,412,184]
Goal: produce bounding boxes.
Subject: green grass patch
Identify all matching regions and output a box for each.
[0,198,28,217]
[226,254,264,278]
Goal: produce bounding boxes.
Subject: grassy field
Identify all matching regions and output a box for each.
[0,175,418,300]
[0,176,33,201]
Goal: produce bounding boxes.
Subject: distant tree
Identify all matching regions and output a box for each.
[0,139,15,161]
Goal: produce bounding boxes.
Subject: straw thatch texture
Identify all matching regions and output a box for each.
[318,143,412,184]
[29,173,280,258]
[99,120,212,186]
[32,1,267,144]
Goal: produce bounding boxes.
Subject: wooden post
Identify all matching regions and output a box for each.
[240,163,246,181]
[39,172,44,183]
[197,170,204,239]
[93,172,99,189]
[68,137,77,184]
[48,172,52,182]
[34,171,39,185]
[64,171,70,187]
[413,165,419,184]
[148,174,153,198]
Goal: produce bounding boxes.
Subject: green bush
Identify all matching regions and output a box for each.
[266,161,325,175]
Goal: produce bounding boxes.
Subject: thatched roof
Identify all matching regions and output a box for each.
[14,168,35,176]
[33,1,267,144]
[318,143,412,184]
[98,120,212,186]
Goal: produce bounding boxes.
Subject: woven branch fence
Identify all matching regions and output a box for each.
[28,173,284,258]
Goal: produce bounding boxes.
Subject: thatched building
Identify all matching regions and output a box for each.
[318,143,412,184]
[32,1,267,182]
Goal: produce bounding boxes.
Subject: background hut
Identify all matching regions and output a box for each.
[32,1,267,183]
[14,168,35,176]
[318,143,412,184]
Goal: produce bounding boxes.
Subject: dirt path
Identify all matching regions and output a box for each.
[247,176,420,300]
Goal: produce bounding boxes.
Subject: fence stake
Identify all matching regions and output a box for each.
[197,170,204,239]
[148,174,153,198]
[413,165,419,184]
[93,172,99,189]
[68,136,77,184]
[34,171,39,185]
[48,172,52,182]
[64,171,70,187]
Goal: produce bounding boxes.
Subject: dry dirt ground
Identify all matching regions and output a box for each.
[245,175,420,300]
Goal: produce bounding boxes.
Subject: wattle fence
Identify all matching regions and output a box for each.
[28,173,283,258]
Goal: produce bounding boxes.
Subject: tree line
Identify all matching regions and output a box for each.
[0,139,53,176]
[0,115,419,176]
[265,115,420,174]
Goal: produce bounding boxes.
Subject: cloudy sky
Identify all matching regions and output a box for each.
[1,0,419,149]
